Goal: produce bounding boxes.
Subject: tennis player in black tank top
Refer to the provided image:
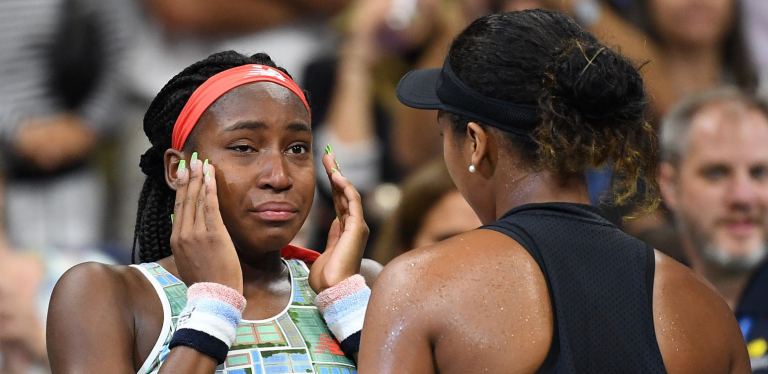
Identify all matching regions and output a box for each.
[355,10,751,374]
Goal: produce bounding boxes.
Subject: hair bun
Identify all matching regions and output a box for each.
[544,40,647,128]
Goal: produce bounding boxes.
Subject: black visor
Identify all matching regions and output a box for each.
[396,59,539,135]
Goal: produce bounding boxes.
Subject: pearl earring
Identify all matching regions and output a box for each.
[469,165,476,173]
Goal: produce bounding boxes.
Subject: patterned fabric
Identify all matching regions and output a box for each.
[134,260,357,374]
[735,262,768,373]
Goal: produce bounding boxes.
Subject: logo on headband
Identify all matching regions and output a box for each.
[245,65,286,81]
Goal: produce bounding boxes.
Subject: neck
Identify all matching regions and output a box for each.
[163,248,288,290]
[239,249,287,286]
[664,45,723,97]
[493,169,591,221]
[683,239,751,310]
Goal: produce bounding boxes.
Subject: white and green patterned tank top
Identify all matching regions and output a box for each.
[130,259,358,374]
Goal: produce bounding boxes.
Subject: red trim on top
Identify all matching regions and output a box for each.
[281,245,321,264]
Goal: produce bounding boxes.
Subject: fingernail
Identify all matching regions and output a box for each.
[335,158,340,169]
[190,152,198,171]
[204,160,211,184]
[331,168,339,173]
[177,160,186,178]
[325,144,333,155]
[171,214,174,224]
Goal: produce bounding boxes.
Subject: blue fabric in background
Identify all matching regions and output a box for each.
[587,165,613,205]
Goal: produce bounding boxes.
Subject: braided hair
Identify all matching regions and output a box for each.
[133,51,298,264]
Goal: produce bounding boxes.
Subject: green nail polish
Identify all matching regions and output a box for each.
[324,144,332,155]
[178,159,186,171]
[171,214,174,223]
[335,158,340,169]
[191,152,198,164]
[331,168,339,173]
[203,159,209,172]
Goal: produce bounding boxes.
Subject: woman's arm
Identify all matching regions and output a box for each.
[47,262,225,374]
[142,0,351,35]
[356,252,436,373]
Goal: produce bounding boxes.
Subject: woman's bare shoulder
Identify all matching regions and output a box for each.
[48,261,159,334]
[365,228,552,372]
[652,251,751,374]
[47,262,156,372]
[393,228,531,267]
[53,261,151,299]
[373,227,548,324]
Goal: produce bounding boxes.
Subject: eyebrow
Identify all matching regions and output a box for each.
[286,123,311,133]
[223,121,311,133]
[224,121,268,132]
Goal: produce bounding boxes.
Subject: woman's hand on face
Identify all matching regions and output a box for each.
[170,156,244,294]
[309,147,370,293]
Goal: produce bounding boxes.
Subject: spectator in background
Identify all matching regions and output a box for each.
[0,0,131,250]
[741,0,768,95]
[615,0,756,95]
[370,159,480,264]
[509,0,758,124]
[659,89,768,373]
[303,0,471,250]
[0,172,47,373]
[0,168,113,374]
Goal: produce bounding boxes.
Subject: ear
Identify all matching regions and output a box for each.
[658,161,679,210]
[466,122,492,174]
[164,149,185,191]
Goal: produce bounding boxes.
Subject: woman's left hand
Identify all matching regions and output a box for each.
[309,146,369,293]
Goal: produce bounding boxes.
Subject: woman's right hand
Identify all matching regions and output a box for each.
[170,156,243,294]
[309,150,369,294]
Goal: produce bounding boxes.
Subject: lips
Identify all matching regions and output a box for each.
[724,220,759,236]
[251,202,299,221]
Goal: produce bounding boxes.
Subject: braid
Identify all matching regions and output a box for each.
[133,51,295,263]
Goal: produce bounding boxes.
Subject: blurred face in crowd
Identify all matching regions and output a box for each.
[660,101,768,273]
[412,190,481,248]
[498,0,544,12]
[649,0,735,48]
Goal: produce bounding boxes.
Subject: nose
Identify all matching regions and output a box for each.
[726,170,759,208]
[257,151,292,192]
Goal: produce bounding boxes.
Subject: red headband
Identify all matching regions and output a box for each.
[171,64,311,150]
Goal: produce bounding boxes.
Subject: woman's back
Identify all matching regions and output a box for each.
[359,204,750,373]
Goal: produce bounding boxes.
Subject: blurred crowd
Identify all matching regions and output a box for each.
[1,0,768,372]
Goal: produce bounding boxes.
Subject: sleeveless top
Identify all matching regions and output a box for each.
[482,202,668,374]
[130,258,358,374]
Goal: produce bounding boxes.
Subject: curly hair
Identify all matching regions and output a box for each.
[446,10,659,214]
[133,51,299,263]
